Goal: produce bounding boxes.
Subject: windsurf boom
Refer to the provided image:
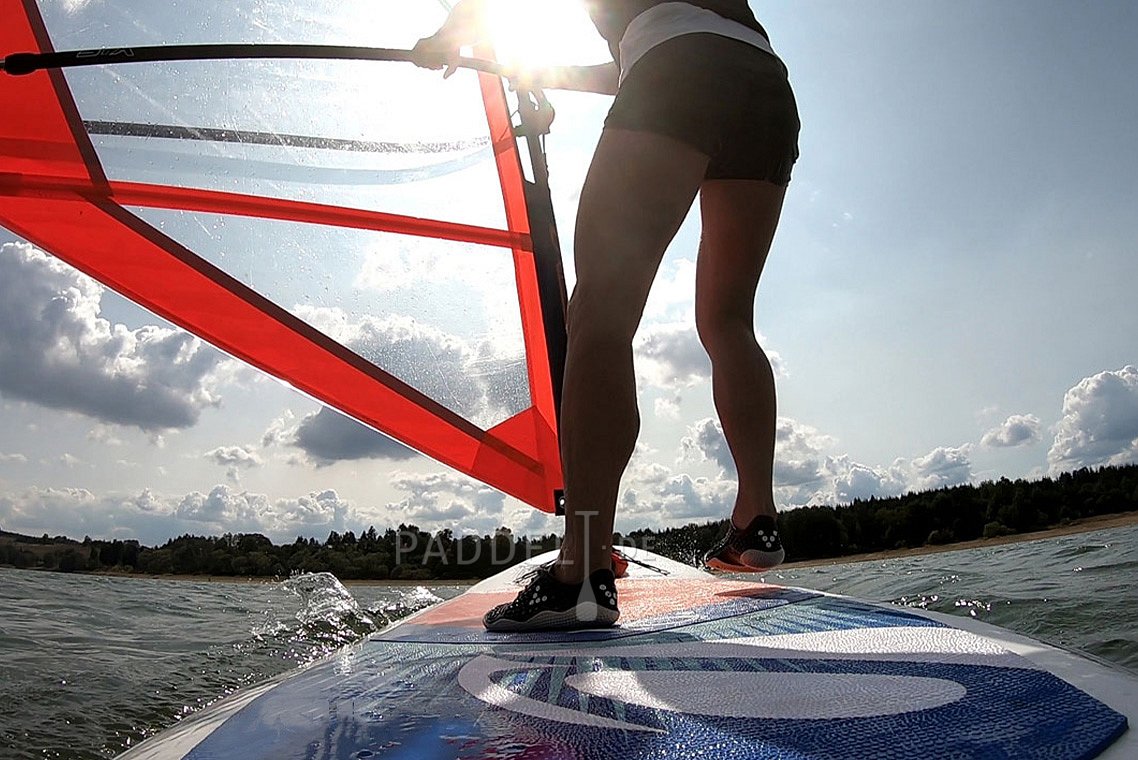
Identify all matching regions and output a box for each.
[0,0,568,512]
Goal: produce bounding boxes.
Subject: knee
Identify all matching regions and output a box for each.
[695,305,754,357]
[567,286,640,348]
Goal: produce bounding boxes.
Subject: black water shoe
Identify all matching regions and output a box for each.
[483,566,619,632]
[704,514,785,571]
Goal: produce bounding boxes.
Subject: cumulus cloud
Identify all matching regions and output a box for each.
[0,484,360,544]
[264,489,355,537]
[773,419,835,488]
[653,394,683,419]
[635,322,785,392]
[204,445,263,483]
[680,418,736,475]
[0,243,227,431]
[619,471,736,526]
[655,474,736,519]
[647,410,979,521]
[174,485,356,539]
[644,258,696,320]
[292,407,417,465]
[618,436,736,526]
[680,416,835,491]
[385,471,508,534]
[296,306,530,428]
[175,486,267,525]
[909,444,974,490]
[981,414,1042,448]
[1048,366,1138,472]
[256,300,542,465]
[635,323,710,388]
[824,456,909,504]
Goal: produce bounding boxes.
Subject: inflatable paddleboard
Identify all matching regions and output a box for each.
[119,550,1134,759]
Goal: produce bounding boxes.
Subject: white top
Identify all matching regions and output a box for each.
[618,2,780,85]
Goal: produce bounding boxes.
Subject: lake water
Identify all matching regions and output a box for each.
[2,523,1135,759]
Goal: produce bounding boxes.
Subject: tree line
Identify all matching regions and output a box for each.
[2,463,1136,580]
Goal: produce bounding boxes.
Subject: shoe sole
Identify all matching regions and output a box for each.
[705,547,785,573]
[484,602,620,632]
[741,547,785,568]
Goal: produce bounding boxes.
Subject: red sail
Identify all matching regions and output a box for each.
[0,0,563,511]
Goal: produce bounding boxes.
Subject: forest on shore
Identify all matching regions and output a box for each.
[2,464,1136,581]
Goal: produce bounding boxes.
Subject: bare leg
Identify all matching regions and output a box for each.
[555,128,709,583]
[695,179,788,529]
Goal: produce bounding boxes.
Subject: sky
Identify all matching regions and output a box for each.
[1,0,1137,546]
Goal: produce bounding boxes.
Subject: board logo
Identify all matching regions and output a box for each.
[458,641,972,733]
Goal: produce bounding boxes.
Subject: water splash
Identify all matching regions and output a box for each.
[276,572,381,660]
[370,585,443,625]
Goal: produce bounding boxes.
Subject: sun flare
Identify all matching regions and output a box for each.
[481,0,609,69]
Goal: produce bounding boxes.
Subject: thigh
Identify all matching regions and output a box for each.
[572,127,709,334]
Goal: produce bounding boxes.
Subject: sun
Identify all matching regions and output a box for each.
[481,0,609,70]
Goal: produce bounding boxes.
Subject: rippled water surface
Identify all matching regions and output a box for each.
[2,524,1135,759]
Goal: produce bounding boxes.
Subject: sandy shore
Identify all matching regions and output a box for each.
[779,510,1138,570]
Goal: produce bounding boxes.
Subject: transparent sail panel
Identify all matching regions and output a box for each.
[131,207,532,428]
[41,0,508,229]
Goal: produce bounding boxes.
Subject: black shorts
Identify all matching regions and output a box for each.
[604,33,801,184]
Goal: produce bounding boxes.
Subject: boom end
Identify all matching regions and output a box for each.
[3,53,39,76]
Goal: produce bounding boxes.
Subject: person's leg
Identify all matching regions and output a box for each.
[695,179,787,536]
[554,127,709,584]
[483,127,707,631]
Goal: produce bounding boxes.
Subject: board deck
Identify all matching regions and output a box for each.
[120,551,1135,759]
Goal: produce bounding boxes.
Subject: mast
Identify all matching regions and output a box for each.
[513,89,568,514]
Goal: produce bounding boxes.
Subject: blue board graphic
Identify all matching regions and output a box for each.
[181,588,1128,760]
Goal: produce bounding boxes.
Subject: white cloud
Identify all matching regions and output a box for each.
[644,258,697,320]
[619,472,736,526]
[0,243,228,431]
[981,414,1042,448]
[773,418,835,488]
[175,486,267,525]
[204,445,263,483]
[653,394,682,420]
[909,444,974,490]
[266,489,355,538]
[644,413,977,520]
[681,416,836,488]
[204,445,262,469]
[635,321,785,392]
[635,322,710,388]
[0,484,360,544]
[0,453,28,465]
[1048,366,1138,472]
[87,425,125,447]
[386,471,507,534]
[792,445,972,504]
[824,456,909,504]
[680,418,735,475]
[295,306,529,428]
